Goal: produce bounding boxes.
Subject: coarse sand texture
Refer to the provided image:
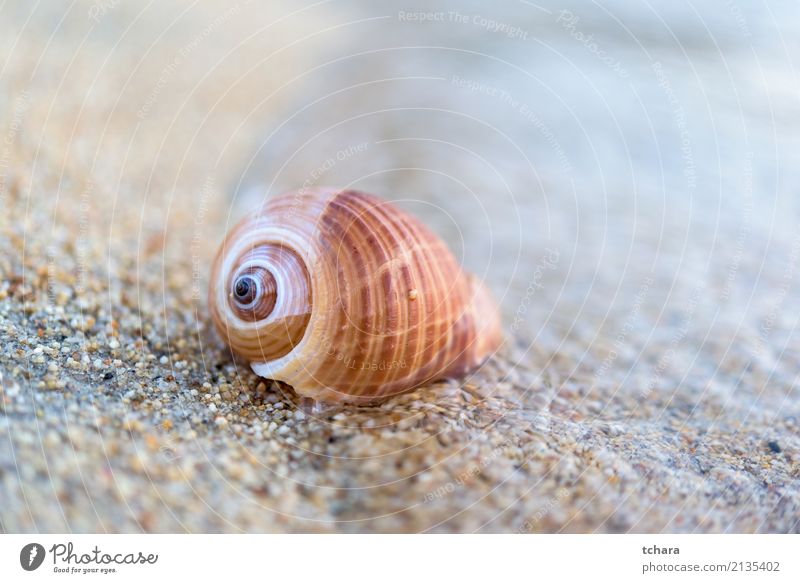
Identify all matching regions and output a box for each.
[1,1,799,532]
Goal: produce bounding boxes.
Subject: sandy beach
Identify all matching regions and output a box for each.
[1,0,799,533]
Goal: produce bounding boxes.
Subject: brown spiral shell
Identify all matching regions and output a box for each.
[209,188,502,404]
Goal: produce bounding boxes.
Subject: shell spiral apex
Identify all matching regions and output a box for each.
[209,188,502,404]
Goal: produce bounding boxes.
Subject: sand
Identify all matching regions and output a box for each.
[1,1,798,533]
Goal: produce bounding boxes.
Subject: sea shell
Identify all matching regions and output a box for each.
[209,188,502,403]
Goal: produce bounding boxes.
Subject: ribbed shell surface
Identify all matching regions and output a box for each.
[209,188,502,403]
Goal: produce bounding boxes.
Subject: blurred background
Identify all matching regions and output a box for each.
[1,0,798,532]
[3,0,799,343]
